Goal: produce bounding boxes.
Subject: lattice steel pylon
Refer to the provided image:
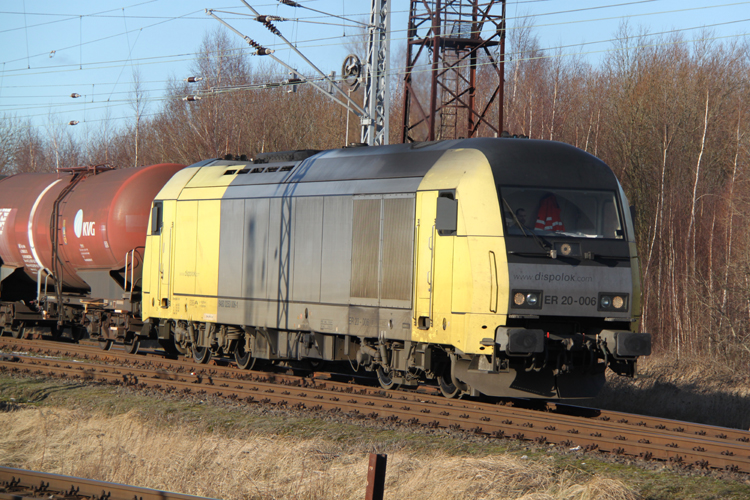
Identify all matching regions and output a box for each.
[400,0,506,143]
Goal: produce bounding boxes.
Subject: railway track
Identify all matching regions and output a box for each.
[0,466,216,500]
[2,336,749,473]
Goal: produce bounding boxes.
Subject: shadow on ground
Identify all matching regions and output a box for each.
[584,355,750,430]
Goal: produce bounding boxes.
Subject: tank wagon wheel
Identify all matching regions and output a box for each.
[376,367,401,391]
[99,339,113,351]
[125,338,140,355]
[49,324,63,340]
[11,322,26,339]
[234,338,256,370]
[192,344,212,364]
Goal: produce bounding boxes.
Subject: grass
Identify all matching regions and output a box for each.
[2,376,750,499]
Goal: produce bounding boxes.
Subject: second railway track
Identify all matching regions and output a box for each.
[2,335,749,474]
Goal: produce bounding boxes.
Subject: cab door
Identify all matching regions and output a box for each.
[156,200,173,309]
[414,191,456,342]
[414,191,437,329]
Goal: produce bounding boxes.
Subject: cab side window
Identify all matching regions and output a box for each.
[151,201,163,235]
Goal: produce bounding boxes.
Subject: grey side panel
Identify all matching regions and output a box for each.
[244,198,270,300]
[246,299,271,330]
[350,197,381,306]
[218,297,244,325]
[269,196,296,329]
[381,195,415,308]
[297,149,447,183]
[321,196,353,305]
[292,197,324,302]
[222,177,424,200]
[218,199,245,298]
[266,198,283,318]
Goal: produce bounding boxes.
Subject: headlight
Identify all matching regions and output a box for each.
[598,293,629,311]
[511,290,543,309]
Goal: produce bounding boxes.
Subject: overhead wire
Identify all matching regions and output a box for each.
[3,0,750,126]
[3,11,746,89]
[0,0,669,67]
[5,26,748,125]
[0,13,743,84]
[2,0,748,77]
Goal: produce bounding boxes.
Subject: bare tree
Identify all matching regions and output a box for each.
[129,68,148,168]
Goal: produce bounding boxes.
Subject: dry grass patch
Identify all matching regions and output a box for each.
[0,406,638,500]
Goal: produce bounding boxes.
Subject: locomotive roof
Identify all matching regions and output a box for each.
[200,138,619,196]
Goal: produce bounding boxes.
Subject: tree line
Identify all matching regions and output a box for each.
[2,25,749,368]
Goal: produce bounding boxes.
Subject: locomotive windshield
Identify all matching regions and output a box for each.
[499,186,624,239]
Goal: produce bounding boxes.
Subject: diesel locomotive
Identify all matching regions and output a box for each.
[0,138,651,399]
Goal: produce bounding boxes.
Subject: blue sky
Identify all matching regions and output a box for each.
[1,0,748,133]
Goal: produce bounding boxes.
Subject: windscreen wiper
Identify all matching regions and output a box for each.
[502,198,558,258]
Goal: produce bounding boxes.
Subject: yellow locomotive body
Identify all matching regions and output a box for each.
[142,139,649,399]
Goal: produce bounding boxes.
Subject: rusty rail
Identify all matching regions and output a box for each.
[2,336,750,473]
[0,466,216,500]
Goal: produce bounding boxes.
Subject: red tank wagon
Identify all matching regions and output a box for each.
[0,164,184,289]
[0,163,184,348]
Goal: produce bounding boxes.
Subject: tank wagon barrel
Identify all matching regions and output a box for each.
[0,163,185,345]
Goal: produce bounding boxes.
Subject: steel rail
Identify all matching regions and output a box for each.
[0,466,217,500]
[3,336,750,442]
[2,353,749,473]
[3,336,750,443]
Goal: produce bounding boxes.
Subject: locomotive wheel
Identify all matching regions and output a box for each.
[192,344,212,364]
[173,336,189,355]
[234,339,256,370]
[438,368,461,399]
[125,338,141,355]
[376,367,400,391]
[99,339,113,351]
[11,322,26,339]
